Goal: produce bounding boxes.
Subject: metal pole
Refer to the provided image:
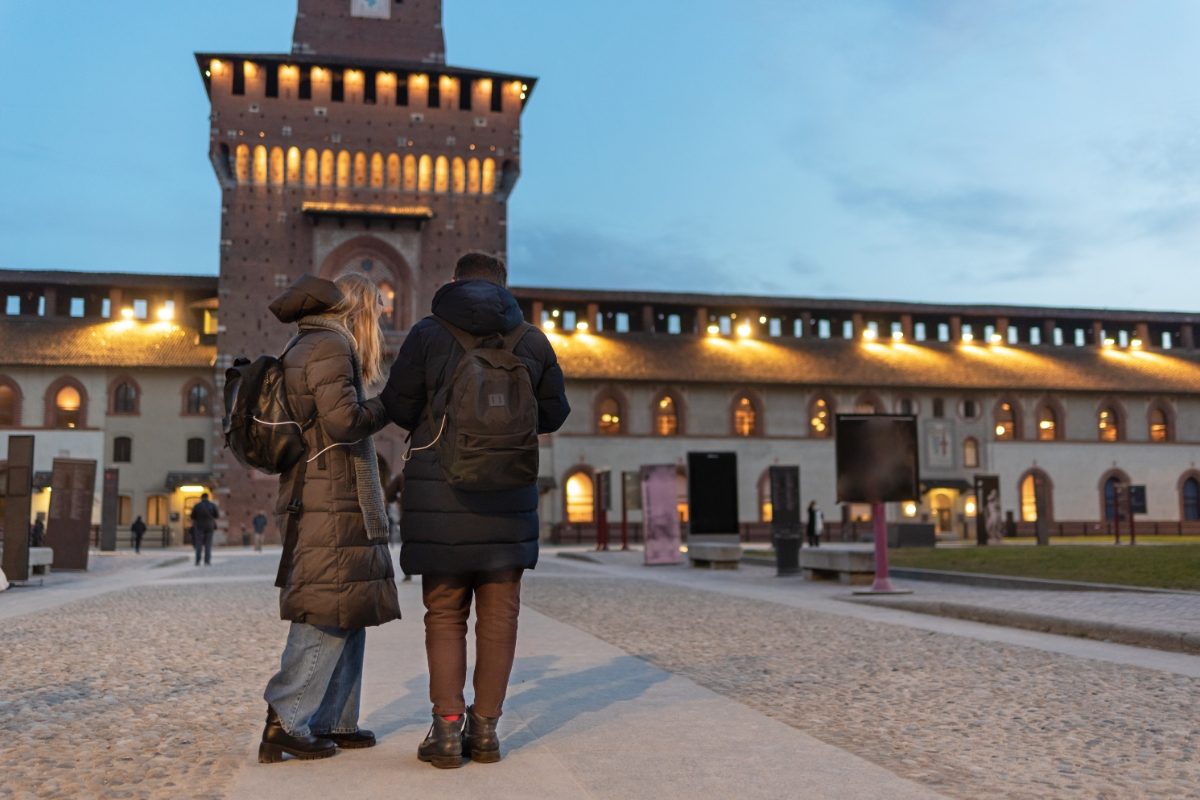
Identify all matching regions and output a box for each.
[620,481,630,551]
[869,501,896,593]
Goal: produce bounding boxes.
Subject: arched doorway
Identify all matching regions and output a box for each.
[317,236,415,331]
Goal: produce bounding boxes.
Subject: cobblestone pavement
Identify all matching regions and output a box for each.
[523,573,1200,800]
[0,578,286,800]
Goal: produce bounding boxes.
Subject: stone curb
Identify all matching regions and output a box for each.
[887,567,1199,595]
[843,596,1200,656]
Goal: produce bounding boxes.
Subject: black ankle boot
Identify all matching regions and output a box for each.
[417,713,465,769]
[463,705,501,763]
[258,707,337,764]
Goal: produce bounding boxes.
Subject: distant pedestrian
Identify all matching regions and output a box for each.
[29,516,45,548]
[190,493,220,566]
[252,512,269,552]
[806,501,823,548]
[131,515,147,554]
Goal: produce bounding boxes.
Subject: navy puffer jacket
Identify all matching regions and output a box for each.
[380,280,570,575]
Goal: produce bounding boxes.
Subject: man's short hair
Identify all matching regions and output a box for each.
[200,493,209,500]
[454,252,507,286]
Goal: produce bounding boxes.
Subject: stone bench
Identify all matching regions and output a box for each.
[688,539,743,570]
[0,546,55,582]
[800,547,874,585]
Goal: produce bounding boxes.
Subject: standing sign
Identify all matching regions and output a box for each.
[351,0,391,19]
[641,465,682,565]
[974,475,1002,546]
[2,435,35,582]
[686,452,739,536]
[1129,485,1148,515]
[46,458,97,570]
[768,466,801,529]
[100,468,119,552]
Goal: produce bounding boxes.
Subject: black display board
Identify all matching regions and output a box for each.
[768,466,801,529]
[1129,485,1147,515]
[46,458,97,570]
[100,468,119,552]
[2,435,35,581]
[687,452,739,535]
[835,415,919,504]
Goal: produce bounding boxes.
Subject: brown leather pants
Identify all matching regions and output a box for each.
[422,569,523,718]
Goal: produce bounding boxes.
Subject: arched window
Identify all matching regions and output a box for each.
[809,396,833,438]
[1182,476,1200,521]
[564,470,594,524]
[386,154,401,190]
[0,378,21,426]
[48,380,86,429]
[963,437,979,469]
[183,382,212,416]
[353,151,368,188]
[187,437,205,464]
[418,155,433,192]
[234,144,250,183]
[286,146,302,184]
[482,158,497,194]
[1098,404,1122,442]
[653,393,680,436]
[452,157,466,194]
[1037,402,1059,441]
[113,436,132,463]
[370,153,384,189]
[269,146,285,186]
[304,148,319,186]
[467,158,481,194]
[1103,475,1123,521]
[111,380,139,415]
[435,156,450,193]
[403,154,418,191]
[320,149,335,186]
[378,280,397,327]
[597,395,623,435]
[994,400,1018,441]
[252,145,268,184]
[336,151,351,189]
[1019,470,1052,523]
[1148,402,1172,443]
[758,471,773,523]
[733,394,760,437]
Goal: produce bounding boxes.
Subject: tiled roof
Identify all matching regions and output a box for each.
[550,333,1200,394]
[0,319,215,369]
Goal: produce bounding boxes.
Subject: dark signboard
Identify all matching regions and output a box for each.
[594,470,612,513]
[642,465,683,565]
[2,436,35,581]
[687,452,739,536]
[768,466,801,529]
[46,458,97,570]
[1129,485,1147,515]
[622,471,641,511]
[835,415,919,504]
[100,468,119,552]
[974,475,1002,546]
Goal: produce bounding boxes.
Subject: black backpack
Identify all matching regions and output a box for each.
[222,334,312,475]
[413,319,539,491]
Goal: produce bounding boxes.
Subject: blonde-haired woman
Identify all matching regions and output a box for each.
[258,273,401,763]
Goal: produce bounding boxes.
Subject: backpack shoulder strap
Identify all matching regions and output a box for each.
[502,322,535,353]
[433,317,483,353]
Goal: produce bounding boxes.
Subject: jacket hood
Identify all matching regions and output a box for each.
[431,280,524,336]
[269,275,345,324]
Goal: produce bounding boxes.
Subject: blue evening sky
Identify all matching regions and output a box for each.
[2,1,1199,310]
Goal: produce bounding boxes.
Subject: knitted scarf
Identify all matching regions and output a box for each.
[297,314,389,541]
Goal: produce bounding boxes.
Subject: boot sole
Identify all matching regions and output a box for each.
[418,753,464,769]
[330,740,376,750]
[258,742,337,764]
[466,749,501,764]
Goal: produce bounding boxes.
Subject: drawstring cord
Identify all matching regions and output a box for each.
[307,439,363,463]
[402,415,447,463]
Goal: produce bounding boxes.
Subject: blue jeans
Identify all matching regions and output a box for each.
[264,623,366,738]
[193,528,213,565]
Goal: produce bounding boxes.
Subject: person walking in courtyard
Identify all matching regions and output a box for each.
[381,252,569,768]
[130,515,147,554]
[251,511,268,552]
[259,273,401,764]
[806,500,823,548]
[190,494,219,566]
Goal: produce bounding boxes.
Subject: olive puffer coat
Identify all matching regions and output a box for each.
[269,276,401,629]
[380,279,570,576]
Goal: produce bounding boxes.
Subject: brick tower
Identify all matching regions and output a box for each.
[196,0,536,540]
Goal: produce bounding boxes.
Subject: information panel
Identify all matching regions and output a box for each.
[641,465,682,566]
[46,458,97,571]
[974,474,1002,545]
[835,415,919,504]
[2,435,35,581]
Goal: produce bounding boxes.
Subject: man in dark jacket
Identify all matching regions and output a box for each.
[190,494,219,566]
[130,515,147,554]
[381,252,569,768]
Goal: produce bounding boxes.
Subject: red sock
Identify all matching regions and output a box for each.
[441,714,461,722]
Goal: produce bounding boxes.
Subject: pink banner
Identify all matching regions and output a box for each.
[641,465,682,566]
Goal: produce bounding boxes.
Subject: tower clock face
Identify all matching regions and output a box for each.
[351,0,391,20]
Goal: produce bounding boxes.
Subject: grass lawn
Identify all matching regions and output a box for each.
[887,545,1200,591]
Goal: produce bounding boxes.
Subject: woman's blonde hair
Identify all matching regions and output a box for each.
[331,272,386,387]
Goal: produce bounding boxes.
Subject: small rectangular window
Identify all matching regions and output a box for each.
[101,298,111,318]
[364,70,377,104]
[119,495,132,526]
[963,399,978,419]
[667,314,682,335]
[187,438,206,464]
[331,71,345,102]
[70,297,85,317]
[396,77,409,106]
[266,65,279,98]
[299,68,312,100]
[842,320,854,340]
[1074,328,1086,347]
[459,78,473,110]
[232,61,245,95]
[133,299,148,319]
[1163,331,1173,350]
[6,296,20,315]
[769,318,782,337]
[615,313,630,333]
[491,80,503,112]
[937,323,950,342]
[428,80,440,108]
[1054,327,1064,346]
[914,322,927,341]
[818,319,831,339]
[932,398,945,418]
[1030,327,1042,345]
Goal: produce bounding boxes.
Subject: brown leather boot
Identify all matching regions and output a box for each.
[417,713,465,769]
[258,707,337,763]
[463,705,501,763]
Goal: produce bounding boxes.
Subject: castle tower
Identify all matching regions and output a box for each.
[196,1,535,539]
